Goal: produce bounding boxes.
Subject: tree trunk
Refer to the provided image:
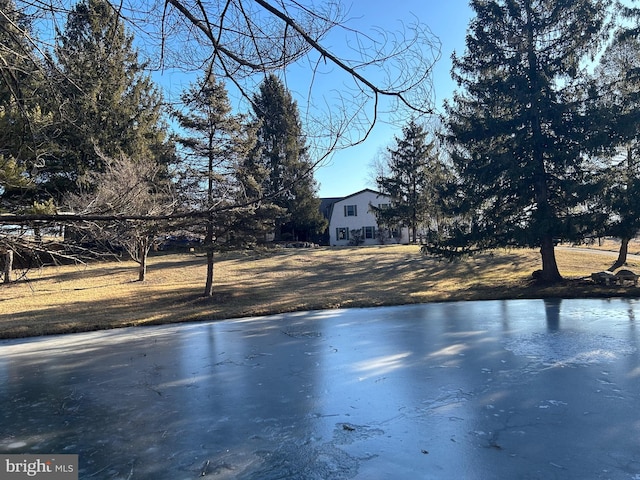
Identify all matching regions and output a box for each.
[539,235,562,283]
[3,250,13,283]
[609,237,630,272]
[138,237,149,282]
[274,222,282,242]
[203,218,214,297]
[204,250,214,297]
[204,137,216,297]
[524,4,561,285]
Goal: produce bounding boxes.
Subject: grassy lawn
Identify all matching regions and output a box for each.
[2,243,640,339]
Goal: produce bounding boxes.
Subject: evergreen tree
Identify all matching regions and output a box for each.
[174,74,257,296]
[374,119,447,243]
[593,23,640,270]
[0,0,52,212]
[47,0,170,198]
[429,0,611,283]
[246,74,326,242]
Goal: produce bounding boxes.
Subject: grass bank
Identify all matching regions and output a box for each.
[2,244,640,339]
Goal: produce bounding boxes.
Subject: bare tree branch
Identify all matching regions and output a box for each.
[6,0,440,153]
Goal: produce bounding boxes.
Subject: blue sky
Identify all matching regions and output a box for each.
[312,1,474,198]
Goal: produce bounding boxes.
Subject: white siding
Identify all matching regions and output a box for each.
[328,189,409,246]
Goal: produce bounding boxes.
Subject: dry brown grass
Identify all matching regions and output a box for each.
[2,243,639,339]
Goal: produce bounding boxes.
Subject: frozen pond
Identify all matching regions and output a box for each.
[2,299,640,479]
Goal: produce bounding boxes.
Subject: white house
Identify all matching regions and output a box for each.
[324,189,409,246]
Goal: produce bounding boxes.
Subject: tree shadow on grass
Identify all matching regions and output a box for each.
[0,288,226,339]
[5,247,638,339]
[0,249,538,338]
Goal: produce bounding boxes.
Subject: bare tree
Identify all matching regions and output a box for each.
[6,0,440,156]
[0,222,115,282]
[65,151,175,281]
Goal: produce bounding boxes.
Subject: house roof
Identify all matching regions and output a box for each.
[319,188,387,221]
[333,188,384,202]
[318,197,342,221]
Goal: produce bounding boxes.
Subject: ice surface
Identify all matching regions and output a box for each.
[502,330,636,366]
[2,299,640,479]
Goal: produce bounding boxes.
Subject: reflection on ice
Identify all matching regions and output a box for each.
[502,331,636,366]
[428,343,469,358]
[352,352,412,379]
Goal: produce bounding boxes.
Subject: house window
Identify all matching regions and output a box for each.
[344,205,357,216]
[378,203,390,210]
[336,227,349,241]
[363,226,375,239]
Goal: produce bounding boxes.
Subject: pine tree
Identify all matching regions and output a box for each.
[374,119,446,243]
[174,74,256,296]
[48,0,169,198]
[432,0,611,283]
[0,0,41,121]
[246,74,326,242]
[0,0,52,211]
[593,23,640,270]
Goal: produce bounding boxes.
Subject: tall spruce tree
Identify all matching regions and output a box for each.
[430,0,611,283]
[594,21,640,270]
[246,74,326,242]
[48,0,169,198]
[374,119,446,243]
[0,0,52,212]
[174,74,257,297]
